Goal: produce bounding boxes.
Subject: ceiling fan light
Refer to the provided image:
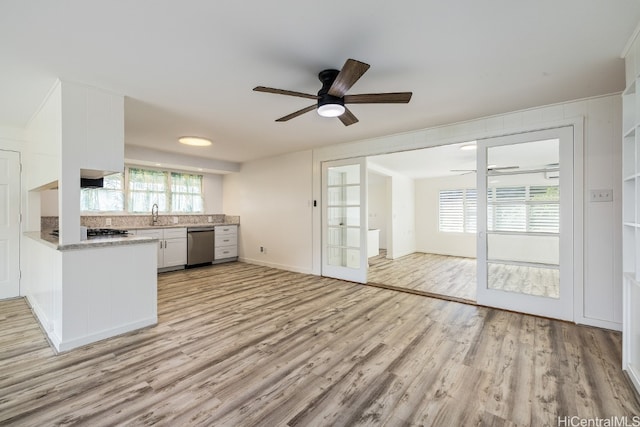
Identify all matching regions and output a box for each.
[317,103,345,118]
[179,136,212,146]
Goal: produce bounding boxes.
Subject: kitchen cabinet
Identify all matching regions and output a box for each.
[214,225,238,263]
[133,228,187,270]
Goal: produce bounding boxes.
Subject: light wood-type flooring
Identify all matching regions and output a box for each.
[368,251,477,302]
[1,262,639,426]
[368,251,560,302]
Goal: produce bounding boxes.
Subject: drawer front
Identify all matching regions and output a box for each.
[215,233,237,247]
[163,227,187,239]
[215,246,238,259]
[215,225,237,236]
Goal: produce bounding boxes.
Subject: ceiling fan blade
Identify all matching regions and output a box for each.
[254,86,319,100]
[490,166,519,170]
[275,104,317,122]
[450,169,476,173]
[344,92,413,104]
[328,59,370,97]
[338,107,358,126]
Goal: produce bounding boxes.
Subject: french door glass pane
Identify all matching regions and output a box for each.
[487,262,560,299]
[486,138,560,298]
[326,164,361,269]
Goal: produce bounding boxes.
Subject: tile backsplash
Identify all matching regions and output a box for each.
[41,214,239,230]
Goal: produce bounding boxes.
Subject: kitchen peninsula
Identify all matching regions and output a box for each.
[23,230,158,353]
[19,80,160,353]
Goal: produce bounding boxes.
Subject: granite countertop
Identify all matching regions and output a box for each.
[115,222,239,230]
[25,230,158,251]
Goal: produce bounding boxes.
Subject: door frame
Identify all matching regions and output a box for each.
[320,157,368,283]
[0,149,21,299]
[476,126,574,321]
[311,118,584,321]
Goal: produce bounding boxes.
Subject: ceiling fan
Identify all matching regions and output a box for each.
[253,58,412,126]
[450,165,520,175]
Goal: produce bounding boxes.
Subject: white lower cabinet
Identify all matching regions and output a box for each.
[133,228,187,270]
[214,225,238,263]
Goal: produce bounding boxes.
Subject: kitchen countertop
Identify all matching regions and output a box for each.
[24,230,158,251]
[112,222,239,230]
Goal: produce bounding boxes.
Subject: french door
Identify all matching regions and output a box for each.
[321,158,368,283]
[0,150,20,299]
[476,127,574,320]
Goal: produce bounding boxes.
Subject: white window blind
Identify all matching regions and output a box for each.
[439,185,558,235]
[488,185,559,233]
[439,189,476,233]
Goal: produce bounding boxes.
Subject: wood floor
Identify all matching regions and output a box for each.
[368,251,477,301]
[368,251,560,302]
[1,262,639,426]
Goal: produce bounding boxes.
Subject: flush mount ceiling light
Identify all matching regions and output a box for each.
[179,136,212,147]
[459,142,477,151]
[317,103,345,117]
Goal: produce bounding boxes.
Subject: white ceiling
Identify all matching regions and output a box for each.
[2,1,639,165]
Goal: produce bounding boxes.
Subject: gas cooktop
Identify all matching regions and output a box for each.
[50,228,129,237]
[87,228,129,237]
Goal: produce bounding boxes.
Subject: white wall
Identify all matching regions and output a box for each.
[389,173,416,259]
[223,150,313,274]
[415,174,477,258]
[225,93,619,330]
[367,171,389,249]
[203,173,223,213]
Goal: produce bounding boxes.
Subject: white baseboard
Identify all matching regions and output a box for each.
[575,316,622,332]
[626,366,640,396]
[24,293,62,350]
[239,257,314,275]
[56,317,158,353]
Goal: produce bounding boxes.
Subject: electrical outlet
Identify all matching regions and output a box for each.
[173,216,179,224]
[105,218,112,226]
[207,216,213,223]
[260,246,264,253]
[590,189,613,202]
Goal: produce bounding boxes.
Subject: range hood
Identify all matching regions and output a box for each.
[80,177,104,188]
[80,168,121,187]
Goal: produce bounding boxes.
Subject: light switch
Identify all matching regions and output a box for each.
[589,189,613,202]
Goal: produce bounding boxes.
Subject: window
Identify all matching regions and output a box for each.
[439,189,476,233]
[128,168,168,213]
[80,167,205,213]
[439,185,559,234]
[80,173,124,212]
[171,172,203,213]
[488,185,559,233]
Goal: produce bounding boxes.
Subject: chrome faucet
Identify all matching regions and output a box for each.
[152,203,159,225]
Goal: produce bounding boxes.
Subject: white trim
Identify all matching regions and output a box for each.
[622,20,640,58]
[239,257,313,275]
[56,317,157,353]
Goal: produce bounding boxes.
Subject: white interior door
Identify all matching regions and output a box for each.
[476,127,573,320]
[0,150,21,299]
[322,158,368,283]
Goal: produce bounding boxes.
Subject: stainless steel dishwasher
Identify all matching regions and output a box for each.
[187,227,215,266]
